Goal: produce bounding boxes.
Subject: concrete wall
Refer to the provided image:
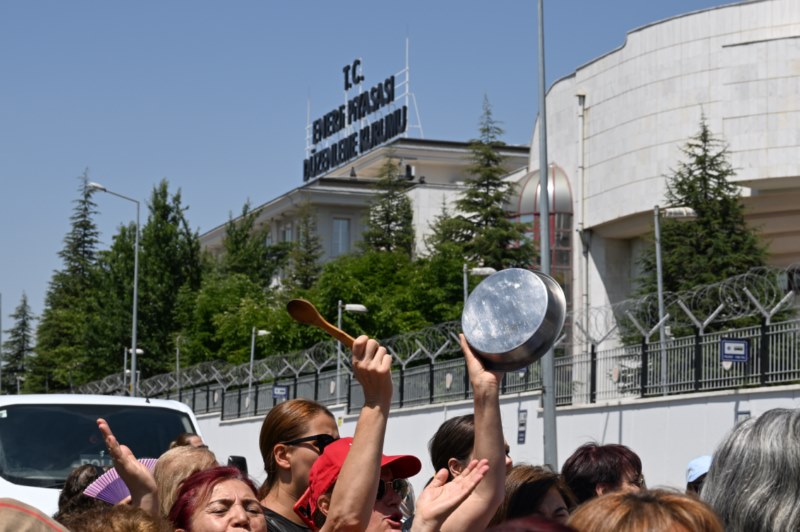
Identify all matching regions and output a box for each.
[198,383,800,498]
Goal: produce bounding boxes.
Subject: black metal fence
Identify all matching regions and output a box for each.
[150,318,800,420]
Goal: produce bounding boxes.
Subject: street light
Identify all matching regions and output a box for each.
[89,181,141,397]
[463,264,497,305]
[248,328,270,399]
[123,347,144,395]
[336,300,368,405]
[175,335,183,398]
[654,205,697,395]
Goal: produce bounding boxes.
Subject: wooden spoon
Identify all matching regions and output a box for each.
[286,299,356,348]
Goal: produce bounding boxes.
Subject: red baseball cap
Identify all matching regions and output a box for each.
[293,437,421,529]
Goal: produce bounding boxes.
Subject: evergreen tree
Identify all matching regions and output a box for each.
[33,171,102,391]
[93,223,138,379]
[222,201,272,286]
[136,180,202,375]
[361,155,415,256]
[638,118,767,331]
[288,202,323,291]
[455,96,534,270]
[424,199,465,257]
[2,293,35,393]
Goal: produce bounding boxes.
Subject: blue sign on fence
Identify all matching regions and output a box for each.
[272,385,289,399]
[720,338,749,362]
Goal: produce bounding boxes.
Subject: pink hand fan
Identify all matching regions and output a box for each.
[83,458,158,505]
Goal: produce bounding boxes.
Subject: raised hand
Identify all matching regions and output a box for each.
[412,459,490,532]
[96,418,159,516]
[351,335,393,409]
[460,333,503,392]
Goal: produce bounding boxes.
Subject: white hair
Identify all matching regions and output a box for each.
[702,408,800,532]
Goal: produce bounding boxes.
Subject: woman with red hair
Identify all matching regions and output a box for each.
[170,466,266,532]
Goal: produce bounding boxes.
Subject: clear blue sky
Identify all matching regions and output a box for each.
[1,0,731,328]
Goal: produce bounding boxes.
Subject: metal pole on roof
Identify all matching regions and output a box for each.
[538,0,558,470]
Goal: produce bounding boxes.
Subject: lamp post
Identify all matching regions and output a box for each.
[175,335,182,398]
[89,181,141,397]
[654,205,697,395]
[248,328,270,399]
[123,348,144,395]
[336,301,368,405]
[463,264,497,305]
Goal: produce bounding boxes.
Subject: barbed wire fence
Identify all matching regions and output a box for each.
[77,264,799,400]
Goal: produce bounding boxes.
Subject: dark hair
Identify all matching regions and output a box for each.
[568,489,722,532]
[169,466,259,530]
[561,443,642,504]
[53,464,107,523]
[169,433,201,449]
[257,399,334,497]
[491,464,576,526]
[428,414,475,481]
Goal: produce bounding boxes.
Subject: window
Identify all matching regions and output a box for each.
[282,223,293,243]
[332,218,351,256]
[0,404,194,488]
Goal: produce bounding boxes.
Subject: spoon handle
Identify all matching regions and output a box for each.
[319,323,356,349]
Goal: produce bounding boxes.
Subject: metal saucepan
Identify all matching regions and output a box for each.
[461,268,566,371]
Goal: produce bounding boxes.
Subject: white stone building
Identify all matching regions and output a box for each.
[524,0,800,345]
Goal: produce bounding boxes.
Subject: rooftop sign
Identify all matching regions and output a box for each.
[303,59,408,181]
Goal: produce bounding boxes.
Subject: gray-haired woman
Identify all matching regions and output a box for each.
[702,408,800,532]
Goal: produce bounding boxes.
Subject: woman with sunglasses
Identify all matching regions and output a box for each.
[259,335,397,532]
[258,398,339,532]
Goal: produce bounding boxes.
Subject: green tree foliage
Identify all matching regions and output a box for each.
[136,180,202,375]
[221,201,273,286]
[638,118,767,321]
[454,96,534,270]
[33,172,103,391]
[312,251,428,340]
[288,202,323,291]
[176,272,265,364]
[94,223,139,377]
[2,293,36,393]
[424,200,465,257]
[361,155,415,256]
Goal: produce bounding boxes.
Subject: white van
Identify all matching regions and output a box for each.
[0,394,201,517]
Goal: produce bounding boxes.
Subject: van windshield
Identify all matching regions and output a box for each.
[0,403,195,489]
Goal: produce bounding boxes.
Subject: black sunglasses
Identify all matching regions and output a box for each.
[376,478,411,501]
[280,434,338,454]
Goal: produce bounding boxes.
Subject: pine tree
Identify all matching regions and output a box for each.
[2,293,36,393]
[361,155,415,256]
[136,180,202,375]
[222,201,271,286]
[288,202,323,291]
[424,199,465,257]
[33,171,101,391]
[638,117,767,300]
[455,96,534,270]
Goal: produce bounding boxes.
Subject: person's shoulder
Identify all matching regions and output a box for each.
[0,498,69,532]
[263,506,311,532]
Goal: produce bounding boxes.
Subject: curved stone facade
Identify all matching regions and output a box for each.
[528,0,800,323]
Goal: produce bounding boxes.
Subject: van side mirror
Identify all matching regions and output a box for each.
[227,455,248,475]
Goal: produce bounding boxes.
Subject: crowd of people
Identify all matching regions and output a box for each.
[3,333,799,532]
